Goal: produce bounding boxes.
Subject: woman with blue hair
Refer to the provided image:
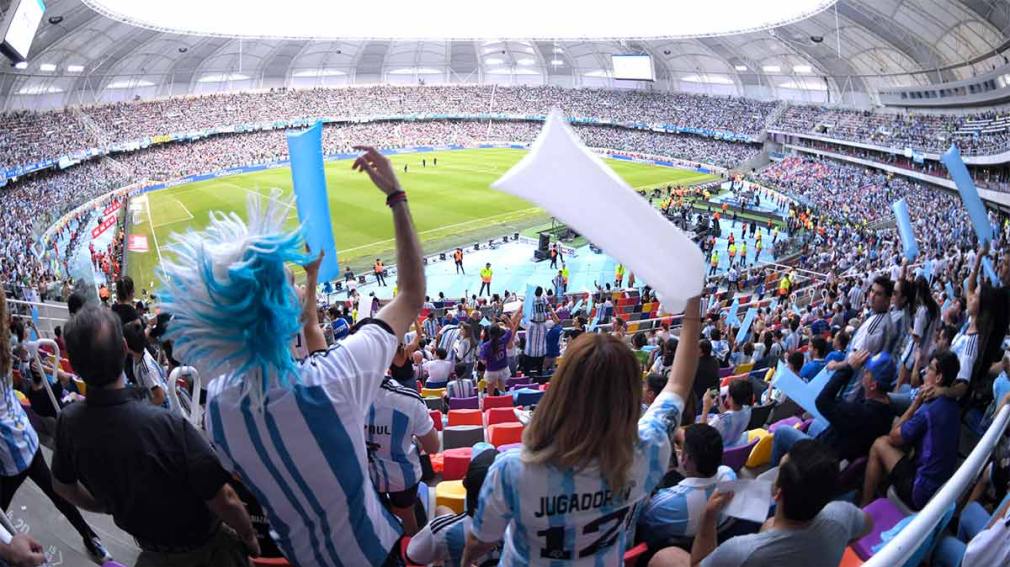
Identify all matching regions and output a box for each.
[161,146,426,566]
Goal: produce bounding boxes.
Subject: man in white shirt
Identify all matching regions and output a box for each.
[163,146,426,565]
[423,348,454,388]
[123,319,171,411]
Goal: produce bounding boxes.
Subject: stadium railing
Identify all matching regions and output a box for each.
[863,403,1010,566]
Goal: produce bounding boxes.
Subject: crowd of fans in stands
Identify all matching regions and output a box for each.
[772,104,1010,156]
[0,86,778,171]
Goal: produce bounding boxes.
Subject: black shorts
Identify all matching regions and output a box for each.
[888,455,918,510]
[385,483,420,509]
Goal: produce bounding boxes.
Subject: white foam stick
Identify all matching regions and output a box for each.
[492,109,705,312]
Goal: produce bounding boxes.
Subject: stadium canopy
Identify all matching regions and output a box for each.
[0,0,1008,109]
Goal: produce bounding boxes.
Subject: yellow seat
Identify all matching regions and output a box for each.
[627,322,640,333]
[733,362,755,375]
[435,480,466,514]
[477,379,487,395]
[763,367,776,383]
[421,387,446,398]
[73,377,87,396]
[746,429,773,468]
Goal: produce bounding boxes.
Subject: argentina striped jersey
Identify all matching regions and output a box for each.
[205,322,402,567]
[407,512,500,567]
[471,391,682,566]
[366,378,435,493]
[0,383,38,476]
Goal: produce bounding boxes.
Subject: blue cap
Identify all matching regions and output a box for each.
[865,352,897,390]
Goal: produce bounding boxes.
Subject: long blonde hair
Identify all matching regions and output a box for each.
[522,333,641,492]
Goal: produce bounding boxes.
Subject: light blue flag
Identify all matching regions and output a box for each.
[726,298,740,327]
[982,256,1002,286]
[773,361,833,423]
[522,283,537,326]
[945,281,955,300]
[735,307,757,344]
[941,298,951,319]
[29,306,39,341]
[572,299,584,315]
[942,144,993,245]
[287,121,339,282]
[769,298,779,312]
[891,198,919,260]
[923,259,934,284]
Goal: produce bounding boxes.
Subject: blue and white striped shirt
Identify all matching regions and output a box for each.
[707,406,752,448]
[471,391,682,566]
[0,383,38,476]
[366,378,435,493]
[638,465,737,543]
[205,322,402,567]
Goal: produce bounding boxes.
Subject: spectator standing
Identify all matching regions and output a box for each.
[162,146,426,565]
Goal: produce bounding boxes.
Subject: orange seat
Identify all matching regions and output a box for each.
[485,407,518,426]
[447,409,483,427]
[441,447,473,481]
[482,395,514,409]
[429,410,443,431]
[59,358,73,374]
[488,423,524,447]
[838,547,863,567]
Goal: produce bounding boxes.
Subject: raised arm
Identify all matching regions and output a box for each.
[665,296,701,401]
[353,146,426,338]
[301,250,327,353]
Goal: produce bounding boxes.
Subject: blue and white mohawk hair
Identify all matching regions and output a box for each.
[158,191,309,406]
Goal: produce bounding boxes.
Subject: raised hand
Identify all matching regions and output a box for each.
[352,146,402,195]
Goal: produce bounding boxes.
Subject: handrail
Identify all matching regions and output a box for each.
[32,339,63,416]
[863,403,1010,567]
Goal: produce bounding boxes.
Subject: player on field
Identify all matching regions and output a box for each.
[461,297,702,566]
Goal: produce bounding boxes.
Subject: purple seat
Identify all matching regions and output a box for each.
[852,498,907,560]
[498,442,523,452]
[767,416,802,433]
[505,376,527,389]
[508,382,533,391]
[718,367,735,378]
[722,438,759,472]
[448,396,480,410]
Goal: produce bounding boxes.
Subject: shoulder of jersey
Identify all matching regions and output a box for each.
[380,379,424,401]
[429,511,468,534]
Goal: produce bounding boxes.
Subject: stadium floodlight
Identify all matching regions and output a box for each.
[13,61,27,69]
[66,64,84,72]
[81,0,837,40]
[517,58,535,66]
[762,65,781,73]
[550,59,564,66]
[734,64,747,71]
[484,57,504,65]
[793,64,812,73]
[38,62,55,71]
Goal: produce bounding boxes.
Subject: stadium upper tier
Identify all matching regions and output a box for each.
[771,104,1010,157]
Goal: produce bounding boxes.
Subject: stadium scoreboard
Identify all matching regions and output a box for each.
[1,0,45,63]
[612,54,655,81]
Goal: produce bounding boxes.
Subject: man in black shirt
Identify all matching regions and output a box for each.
[53,306,259,567]
[770,350,895,466]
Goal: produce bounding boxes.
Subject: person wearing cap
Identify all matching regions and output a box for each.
[406,444,501,566]
[770,350,895,466]
[860,350,961,509]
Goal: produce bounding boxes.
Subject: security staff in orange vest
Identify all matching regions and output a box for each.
[374,258,387,286]
[453,248,465,275]
[479,263,492,297]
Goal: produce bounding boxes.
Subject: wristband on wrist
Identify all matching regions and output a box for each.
[386,190,407,207]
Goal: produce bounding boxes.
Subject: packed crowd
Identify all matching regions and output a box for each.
[0,85,778,171]
[3,141,1009,567]
[772,104,1010,156]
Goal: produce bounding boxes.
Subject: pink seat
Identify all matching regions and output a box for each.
[482,395,514,410]
[722,438,760,472]
[485,407,518,426]
[448,396,480,410]
[852,498,907,560]
[429,410,443,432]
[441,447,473,481]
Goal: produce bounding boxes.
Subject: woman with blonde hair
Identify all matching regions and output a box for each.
[462,297,701,566]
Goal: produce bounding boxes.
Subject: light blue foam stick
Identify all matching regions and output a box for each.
[735,307,757,344]
[287,121,339,282]
[941,144,993,245]
[891,198,919,261]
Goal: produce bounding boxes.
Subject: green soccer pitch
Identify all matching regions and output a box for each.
[125,148,718,288]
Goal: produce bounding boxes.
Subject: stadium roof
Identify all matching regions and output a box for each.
[1,0,1008,109]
